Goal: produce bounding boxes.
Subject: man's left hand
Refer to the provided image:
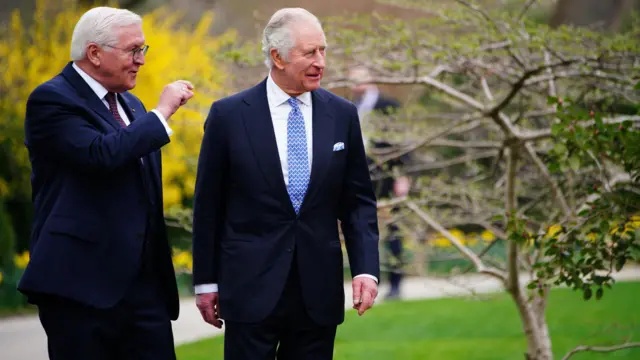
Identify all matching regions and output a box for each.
[352,277,378,316]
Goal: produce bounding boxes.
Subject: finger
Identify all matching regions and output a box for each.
[204,305,221,327]
[177,80,194,90]
[352,280,362,306]
[358,291,374,316]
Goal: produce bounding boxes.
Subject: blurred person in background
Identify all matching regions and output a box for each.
[17,6,193,360]
[192,7,380,360]
[349,65,409,300]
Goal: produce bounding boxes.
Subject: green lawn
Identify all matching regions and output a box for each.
[176,282,640,360]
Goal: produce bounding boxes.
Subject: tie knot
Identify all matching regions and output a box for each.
[287,97,300,109]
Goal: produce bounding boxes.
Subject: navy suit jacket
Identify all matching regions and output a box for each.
[192,79,380,325]
[18,62,179,320]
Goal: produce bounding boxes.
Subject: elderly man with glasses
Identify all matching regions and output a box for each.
[18,6,193,360]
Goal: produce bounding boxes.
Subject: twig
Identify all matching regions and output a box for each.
[561,342,640,360]
[518,0,539,20]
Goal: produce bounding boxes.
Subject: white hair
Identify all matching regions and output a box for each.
[261,8,324,69]
[70,7,142,61]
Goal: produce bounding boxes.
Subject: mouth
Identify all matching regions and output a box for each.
[306,73,322,81]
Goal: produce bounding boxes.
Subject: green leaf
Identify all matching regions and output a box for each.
[596,287,604,300]
[552,123,564,136]
[568,156,581,172]
[553,142,567,156]
[616,257,626,272]
[547,96,558,104]
[635,81,640,90]
[583,287,593,300]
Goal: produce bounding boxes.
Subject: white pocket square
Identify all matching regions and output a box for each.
[333,142,345,151]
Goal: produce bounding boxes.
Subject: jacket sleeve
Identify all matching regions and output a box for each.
[191,102,228,287]
[338,103,381,280]
[25,85,170,174]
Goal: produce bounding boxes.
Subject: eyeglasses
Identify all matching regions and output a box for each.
[103,44,149,60]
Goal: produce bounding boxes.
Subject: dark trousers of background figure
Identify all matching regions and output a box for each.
[385,222,404,299]
[224,251,338,360]
[36,224,176,360]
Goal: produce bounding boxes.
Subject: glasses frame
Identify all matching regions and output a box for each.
[102,44,149,60]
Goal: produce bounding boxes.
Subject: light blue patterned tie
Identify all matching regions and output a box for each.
[287,97,310,214]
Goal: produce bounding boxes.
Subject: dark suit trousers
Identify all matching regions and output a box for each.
[36,248,175,360]
[224,255,338,360]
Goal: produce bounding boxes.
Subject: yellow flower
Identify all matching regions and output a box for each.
[585,232,597,242]
[481,230,496,242]
[172,250,193,273]
[626,215,640,229]
[449,229,465,242]
[545,224,562,238]
[14,251,30,269]
[432,236,451,248]
[0,271,3,285]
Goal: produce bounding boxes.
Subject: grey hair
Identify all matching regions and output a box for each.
[261,8,324,69]
[70,7,142,61]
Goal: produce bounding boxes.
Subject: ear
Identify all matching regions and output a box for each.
[86,43,102,67]
[271,48,286,70]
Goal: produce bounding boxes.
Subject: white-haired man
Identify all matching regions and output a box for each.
[192,7,380,360]
[18,6,193,360]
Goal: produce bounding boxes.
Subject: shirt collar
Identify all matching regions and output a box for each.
[72,62,110,101]
[266,71,311,108]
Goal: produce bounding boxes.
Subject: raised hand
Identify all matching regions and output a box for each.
[156,80,194,120]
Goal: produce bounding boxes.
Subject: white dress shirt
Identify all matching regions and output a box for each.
[194,73,377,295]
[72,62,172,136]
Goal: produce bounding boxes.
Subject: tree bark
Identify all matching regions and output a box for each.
[505,146,553,360]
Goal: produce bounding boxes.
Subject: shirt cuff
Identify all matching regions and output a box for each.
[151,109,173,136]
[354,274,378,284]
[194,283,218,294]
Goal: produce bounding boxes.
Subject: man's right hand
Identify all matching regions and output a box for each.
[196,292,223,328]
[156,80,194,120]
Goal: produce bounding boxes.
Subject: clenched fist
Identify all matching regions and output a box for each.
[156,80,194,120]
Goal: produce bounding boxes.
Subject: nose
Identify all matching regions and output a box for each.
[134,53,145,66]
[314,52,325,70]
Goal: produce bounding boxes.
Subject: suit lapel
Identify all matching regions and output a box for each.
[302,90,334,208]
[242,80,293,213]
[61,62,122,131]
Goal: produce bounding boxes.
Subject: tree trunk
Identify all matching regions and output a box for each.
[504,146,554,360]
[509,291,554,360]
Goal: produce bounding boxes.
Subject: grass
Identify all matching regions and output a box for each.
[176,281,640,360]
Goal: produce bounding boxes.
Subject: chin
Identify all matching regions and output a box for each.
[304,81,321,92]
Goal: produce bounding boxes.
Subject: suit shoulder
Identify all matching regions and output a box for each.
[29,74,68,99]
[27,74,77,110]
[210,85,254,112]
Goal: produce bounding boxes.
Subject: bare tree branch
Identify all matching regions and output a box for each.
[523,142,573,218]
[561,342,640,360]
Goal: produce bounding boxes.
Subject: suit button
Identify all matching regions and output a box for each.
[287,248,292,252]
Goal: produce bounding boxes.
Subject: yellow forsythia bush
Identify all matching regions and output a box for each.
[0,0,234,211]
